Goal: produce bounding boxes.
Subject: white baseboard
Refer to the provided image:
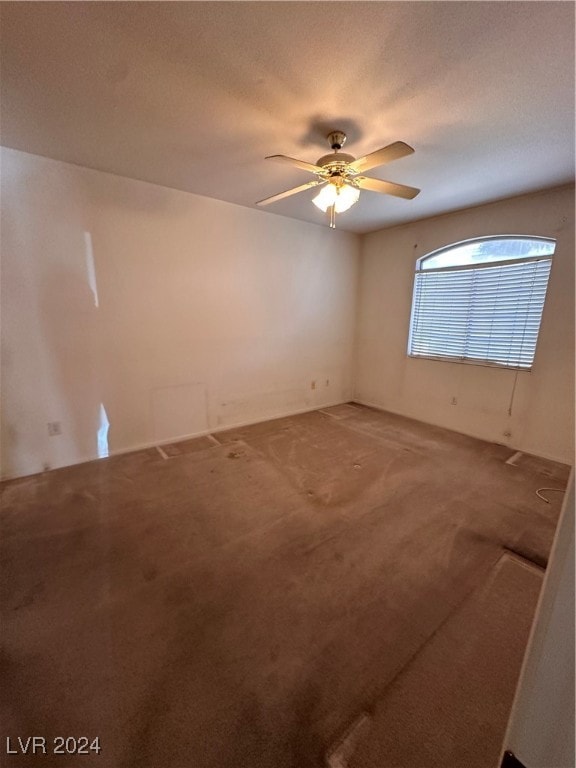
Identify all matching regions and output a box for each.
[352,398,573,467]
[108,397,350,457]
[1,398,350,481]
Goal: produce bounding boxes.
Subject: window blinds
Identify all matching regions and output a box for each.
[408,258,552,369]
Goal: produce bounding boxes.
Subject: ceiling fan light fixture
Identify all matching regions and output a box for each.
[312,183,336,212]
[334,182,360,213]
[312,181,359,213]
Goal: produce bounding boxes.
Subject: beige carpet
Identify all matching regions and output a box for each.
[1,405,567,767]
[348,554,543,768]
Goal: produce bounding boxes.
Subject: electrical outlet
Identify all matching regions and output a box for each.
[47,421,62,436]
[450,396,457,405]
[311,380,316,390]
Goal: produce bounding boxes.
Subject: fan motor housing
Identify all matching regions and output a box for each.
[316,152,356,169]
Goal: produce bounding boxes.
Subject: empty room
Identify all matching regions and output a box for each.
[0,3,574,768]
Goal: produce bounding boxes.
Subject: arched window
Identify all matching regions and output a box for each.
[408,236,555,369]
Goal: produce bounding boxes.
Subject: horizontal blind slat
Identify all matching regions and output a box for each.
[409,257,552,367]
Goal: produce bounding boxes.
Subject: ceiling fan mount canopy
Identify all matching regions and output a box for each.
[257,128,420,228]
[326,130,347,151]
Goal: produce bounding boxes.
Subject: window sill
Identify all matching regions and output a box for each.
[407,354,532,372]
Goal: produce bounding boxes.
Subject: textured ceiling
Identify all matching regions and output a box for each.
[1,2,574,233]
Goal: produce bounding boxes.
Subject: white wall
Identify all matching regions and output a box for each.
[0,148,360,479]
[502,471,574,768]
[2,150,573,479]
[354,185,575,464]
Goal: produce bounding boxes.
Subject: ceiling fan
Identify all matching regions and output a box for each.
[257,130,420,228]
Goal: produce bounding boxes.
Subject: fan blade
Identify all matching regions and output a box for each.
[265,154,324,174]
[355,176,420,200]
[349,141,414,174]
[256,180,325,206]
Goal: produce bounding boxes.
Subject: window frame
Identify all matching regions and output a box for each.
[407,235,555,371]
